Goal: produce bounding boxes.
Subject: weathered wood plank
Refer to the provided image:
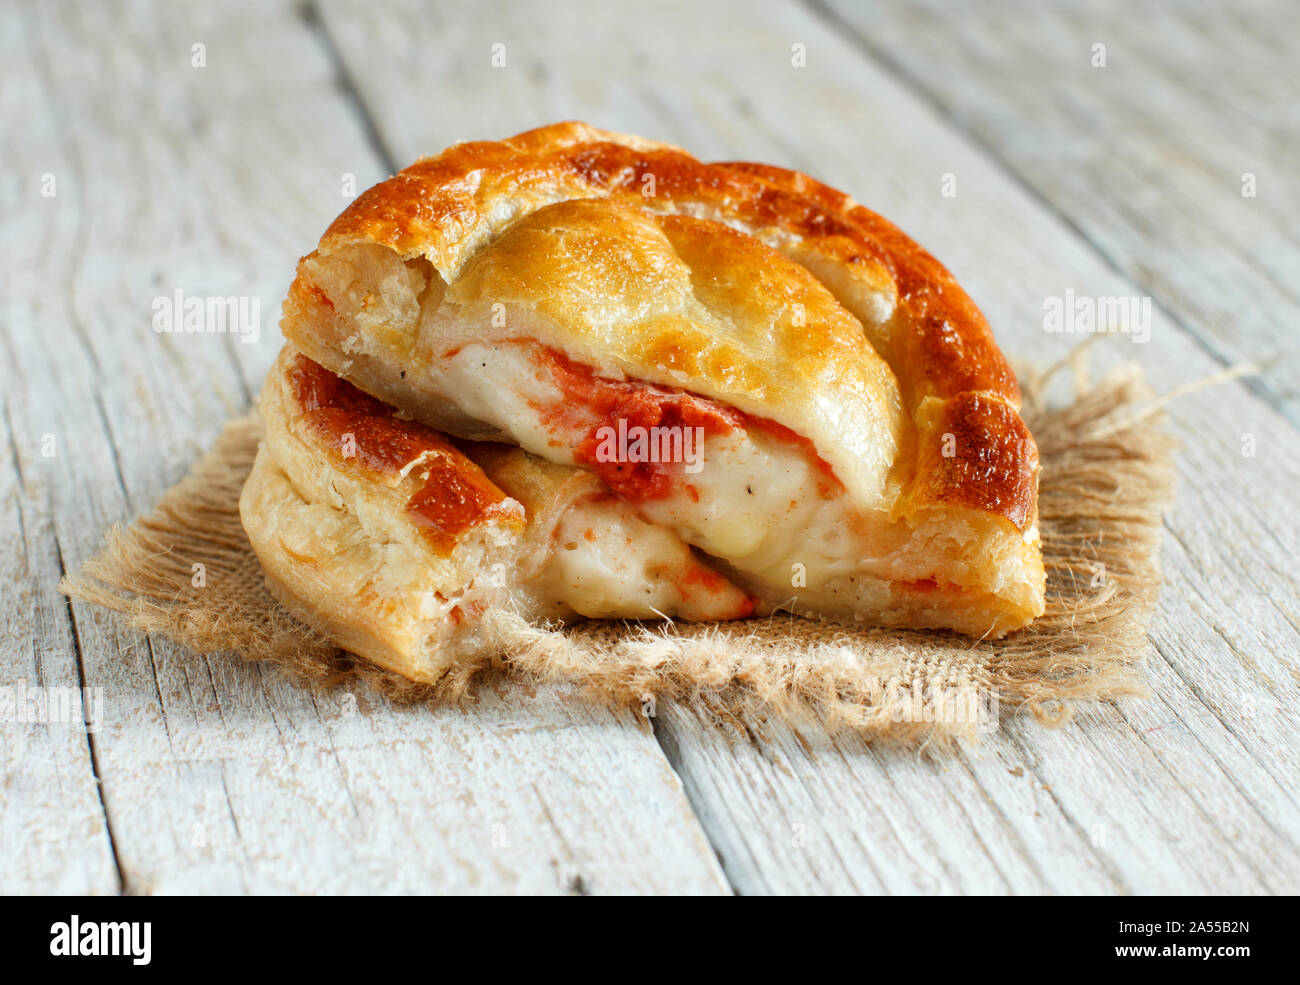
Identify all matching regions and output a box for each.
[11,0,1298,895]
[1,378,120,894]
[317,0,1300,893]
[0,5,122,894]
[819,0,1300,423]
[0,0,727,895]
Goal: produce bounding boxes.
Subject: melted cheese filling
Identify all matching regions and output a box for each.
[528,495,755,621]
[412,339,1034,623]
[429,341,882,599]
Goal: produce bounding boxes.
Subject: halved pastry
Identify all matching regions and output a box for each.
[241,346,753,680]
[248,121,1043,670]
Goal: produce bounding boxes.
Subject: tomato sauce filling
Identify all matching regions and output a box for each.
[680,565,758,618]
[532,346,843,502]
[287,355,520,554]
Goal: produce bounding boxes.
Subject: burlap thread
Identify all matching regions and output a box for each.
[61,353,1176,747]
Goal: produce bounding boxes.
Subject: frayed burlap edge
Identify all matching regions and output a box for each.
[61,353,1176,749]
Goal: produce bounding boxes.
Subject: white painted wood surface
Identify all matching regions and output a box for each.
[2,0,1297,894]
[821,0,1300,423]
[0,0,725,896]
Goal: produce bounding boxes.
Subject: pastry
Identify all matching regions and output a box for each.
[242,347,754,680]
[242,122,1044,679]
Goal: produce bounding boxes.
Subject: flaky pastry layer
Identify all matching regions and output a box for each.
[270,123,1044,639]
[240,347,755,680]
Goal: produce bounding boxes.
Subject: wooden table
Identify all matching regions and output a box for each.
[3,0,1297,895]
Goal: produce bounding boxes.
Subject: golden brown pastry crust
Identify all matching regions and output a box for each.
[241,347,759,679]
[298,121,1036,532]
[281,352,524,554]
[268,123,1044,640]
[241,348,529,680]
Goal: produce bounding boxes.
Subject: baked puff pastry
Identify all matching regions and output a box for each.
[244,122,1044,679]
[242,346,755,680]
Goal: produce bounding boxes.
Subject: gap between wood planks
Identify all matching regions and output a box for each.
[10,0,733,896]
[17,0,1289,893]
[21,1,128,895]
[58,538,128,894]
[291,0,756,892]
[797,1,1300,873]
[301,0,1298,893]
[298,1,401,176]
[294,0,750,894]
[801,0,1297,429]
[4,387,125,895]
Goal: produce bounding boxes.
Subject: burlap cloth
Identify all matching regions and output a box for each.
[61,351,1176,747]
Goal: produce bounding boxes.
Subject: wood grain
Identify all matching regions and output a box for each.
[820,0,1300,422]
[0,0,727,895]
[5,0,1298,894]
[315,0,1300,894]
